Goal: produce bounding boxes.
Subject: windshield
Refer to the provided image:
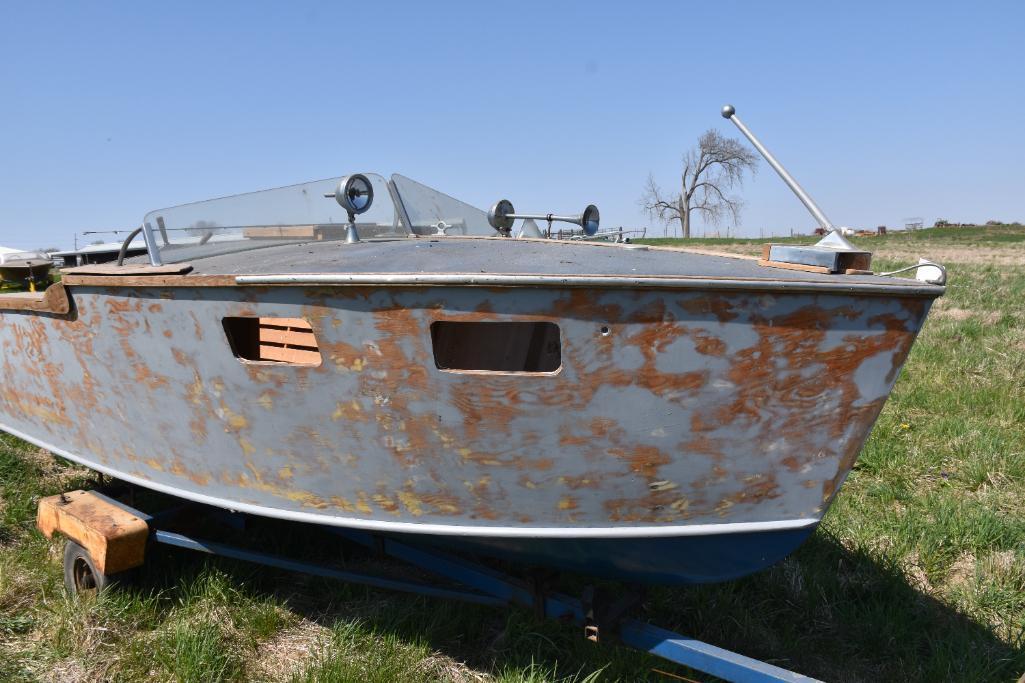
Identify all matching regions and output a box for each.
[141,173,499,265]
[143,174,405,264]
[390,174,496,236]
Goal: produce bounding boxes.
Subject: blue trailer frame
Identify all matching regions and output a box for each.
[77,489,819,683]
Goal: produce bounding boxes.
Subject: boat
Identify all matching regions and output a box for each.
[0,246,53,290]
[0,108,945,584]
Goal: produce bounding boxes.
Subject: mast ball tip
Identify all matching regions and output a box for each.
[721,104,735,119]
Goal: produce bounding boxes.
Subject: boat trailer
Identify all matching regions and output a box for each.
[37,488,820,683]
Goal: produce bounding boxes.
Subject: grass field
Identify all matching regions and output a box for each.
[1,225,1024,682]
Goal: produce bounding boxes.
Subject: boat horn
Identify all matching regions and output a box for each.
[488,200,600,237]
[324,174,374,243]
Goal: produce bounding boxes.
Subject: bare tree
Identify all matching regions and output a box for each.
[642,129,758,238]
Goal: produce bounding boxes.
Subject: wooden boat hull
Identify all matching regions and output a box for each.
[0,280,932,583]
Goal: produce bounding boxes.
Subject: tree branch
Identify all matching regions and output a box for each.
[641,128,758,236]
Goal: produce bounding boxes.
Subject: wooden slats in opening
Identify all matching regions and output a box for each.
[223,317,322,366]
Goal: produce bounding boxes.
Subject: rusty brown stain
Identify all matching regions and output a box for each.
[590,417,614,438]
[222,465,330,510]
[678,435,725,461]
[605,488,698,523]
[781,455,803,472]
[331,399,368,422]
[866,312,921,382]
[132,361,170,390]
[517,474,539,489]
[256,389,277,410]
[371,492,401,515]
[607,444,672,479]
[691,331,727,356]
[558,428,591,447]
[417,491,462,515]
[329,496,357,514]
[558,473,604,489]
[243,364,293,388]
[679,295,739,323]
[726,473,781,505]
[690,413,717,433]
[189,311,204,341]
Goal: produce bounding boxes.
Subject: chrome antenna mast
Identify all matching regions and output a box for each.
[721,104,836,234]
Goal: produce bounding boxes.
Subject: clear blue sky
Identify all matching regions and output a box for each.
[1,1,1022,249]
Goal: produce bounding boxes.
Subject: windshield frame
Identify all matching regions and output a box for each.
[139,172,498,266]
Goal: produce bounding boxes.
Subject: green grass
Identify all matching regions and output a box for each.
[635,222,1025,250]
[1,230,1024,681]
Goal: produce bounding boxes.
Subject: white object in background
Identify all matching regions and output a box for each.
[915,258,944,284]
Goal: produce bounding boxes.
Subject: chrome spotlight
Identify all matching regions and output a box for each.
[332,174,374,216]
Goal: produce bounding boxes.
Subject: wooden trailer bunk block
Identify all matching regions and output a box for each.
[36,490,149,575]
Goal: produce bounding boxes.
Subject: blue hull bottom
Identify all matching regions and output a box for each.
[400,526,818,585]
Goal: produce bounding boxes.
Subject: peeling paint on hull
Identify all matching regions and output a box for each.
[0,283,932,582]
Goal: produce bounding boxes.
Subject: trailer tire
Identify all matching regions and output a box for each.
[63,540,114,596]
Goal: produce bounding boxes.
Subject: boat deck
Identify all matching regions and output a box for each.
[136,237,934,292]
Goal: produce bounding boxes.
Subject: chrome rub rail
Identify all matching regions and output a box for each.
[236,273,944,297]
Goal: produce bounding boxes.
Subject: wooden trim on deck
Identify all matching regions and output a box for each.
[62,273,237,287]
[440,234,762,261]
[61,263,194,276]
[757,259,832,275]
[0,282,72,314]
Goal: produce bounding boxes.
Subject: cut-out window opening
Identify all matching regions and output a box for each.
[223,317,322,366]
[430,321,561,373]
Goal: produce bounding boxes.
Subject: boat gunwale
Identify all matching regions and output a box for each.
[59,271,944,298]
[0,282,72,314]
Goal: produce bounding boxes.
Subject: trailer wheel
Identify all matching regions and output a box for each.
[63,541,113,596]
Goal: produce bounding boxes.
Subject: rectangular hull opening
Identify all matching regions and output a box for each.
[223,317,321,366]
[430,321,561,373]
